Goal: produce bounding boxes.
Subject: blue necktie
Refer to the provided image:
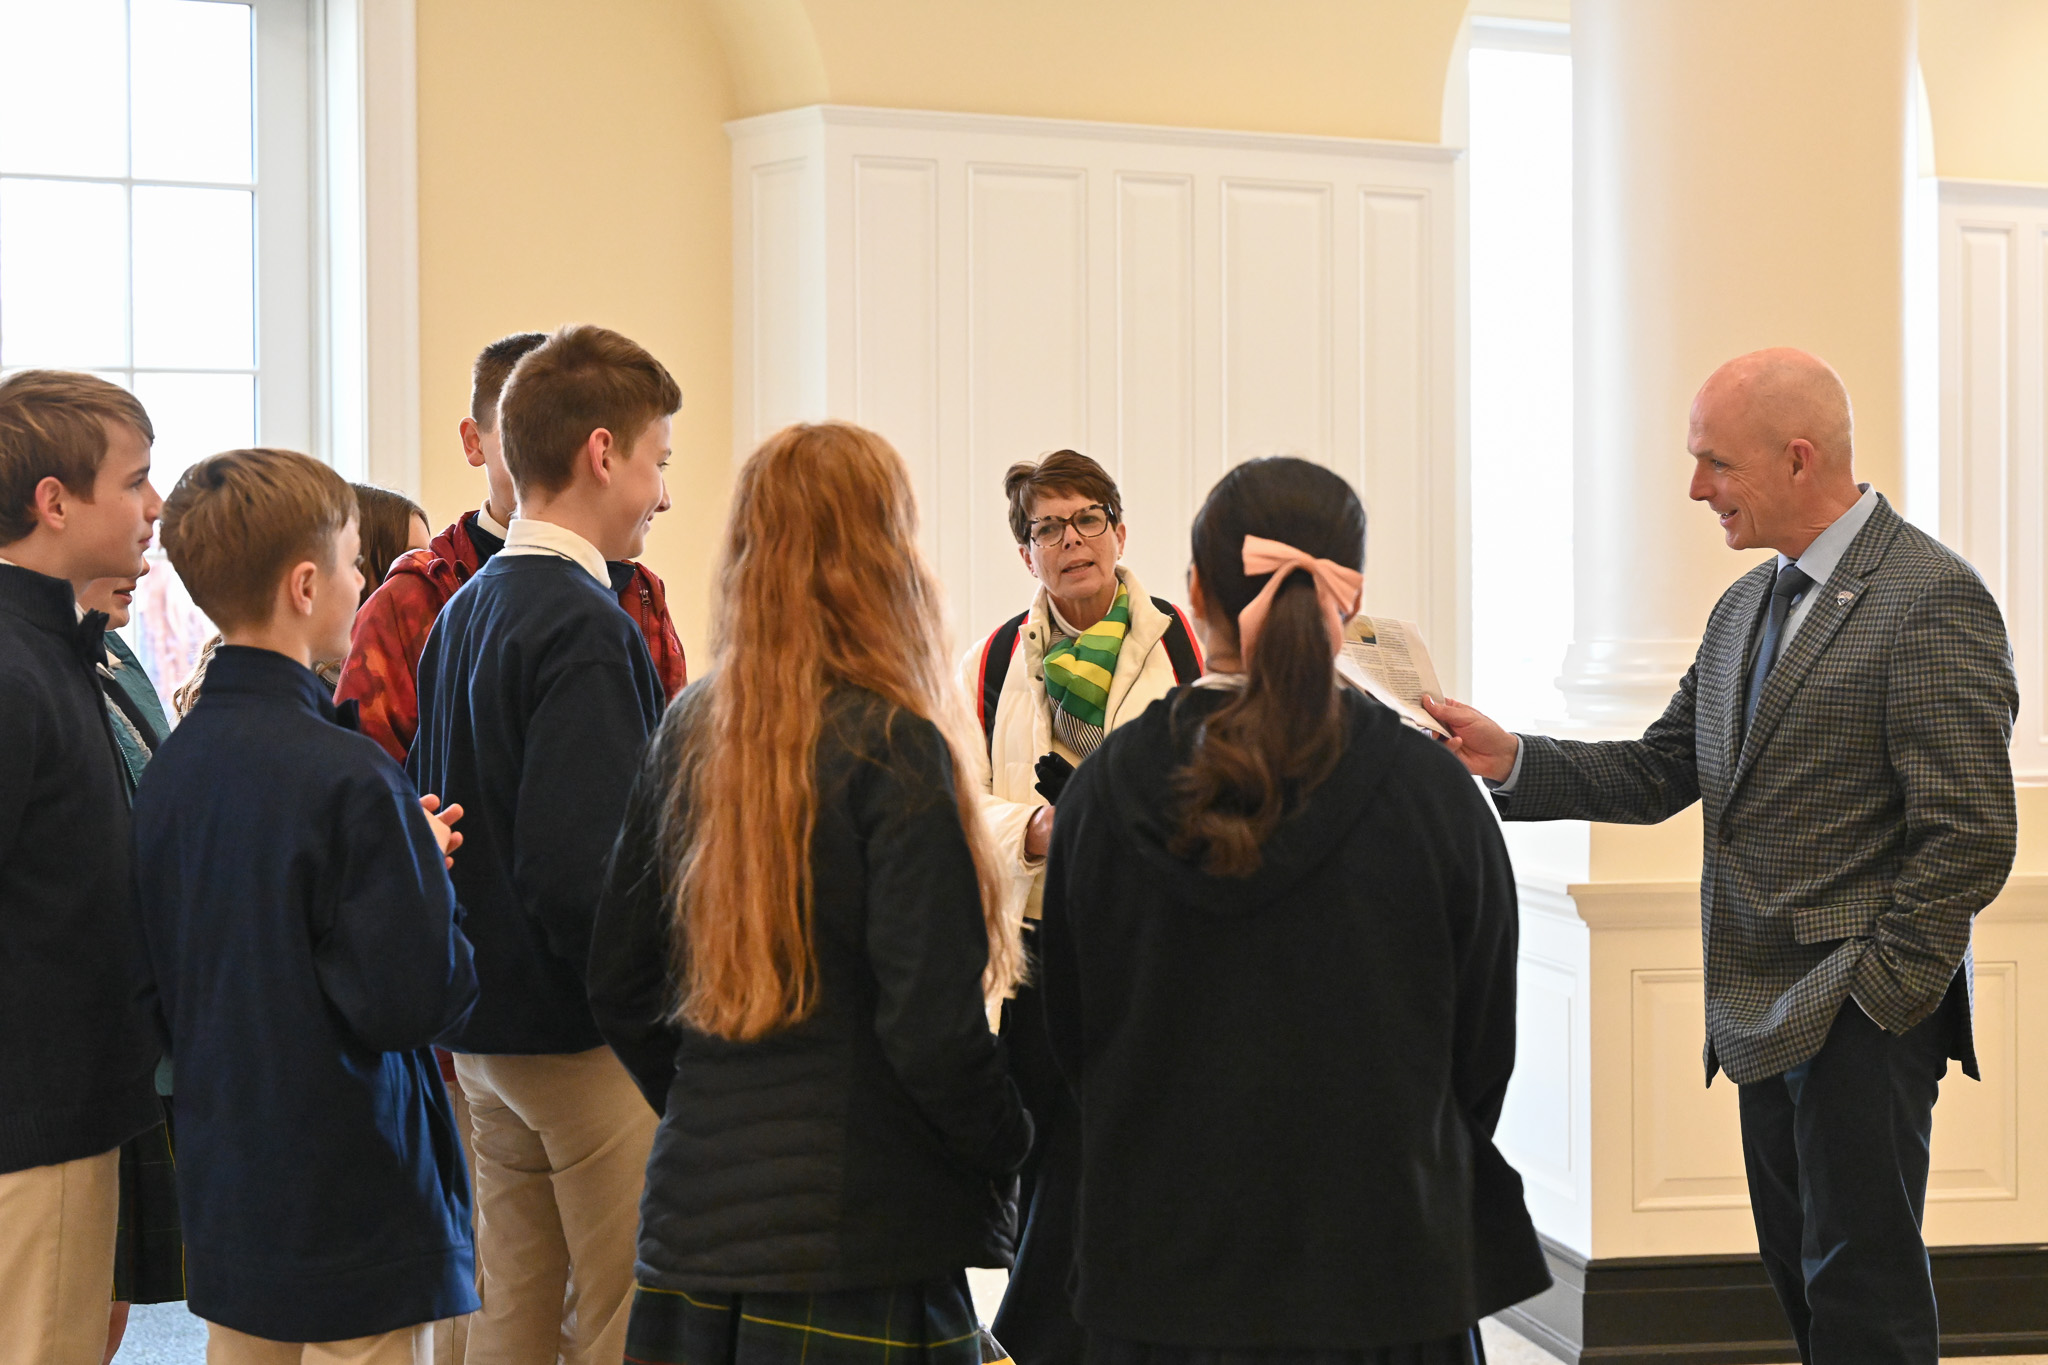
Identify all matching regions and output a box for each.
[1744,563,1814,728]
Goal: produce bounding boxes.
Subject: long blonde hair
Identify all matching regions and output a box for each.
[665,421,1020,1040]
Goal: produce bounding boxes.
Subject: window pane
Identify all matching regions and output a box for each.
[133,185,253,369]
[131,0,253,185]
[126,549,214,705]
[1468,45,1574,726]
[0,0,128,178]
[0,178,129,368]
[133,370,254,493]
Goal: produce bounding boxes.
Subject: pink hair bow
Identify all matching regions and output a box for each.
[1238,535,1364,662]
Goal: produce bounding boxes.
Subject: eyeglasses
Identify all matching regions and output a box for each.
[1027,505,1115,548]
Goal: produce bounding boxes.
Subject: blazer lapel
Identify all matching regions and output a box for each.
[1730,497,1904,791]
[1714,565,1773,784]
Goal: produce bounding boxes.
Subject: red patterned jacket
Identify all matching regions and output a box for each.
[336,511,688,764]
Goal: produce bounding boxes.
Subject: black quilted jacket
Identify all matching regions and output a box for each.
[589,685,1033,1292]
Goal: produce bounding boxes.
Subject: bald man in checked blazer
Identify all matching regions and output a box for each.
[1427,348,2018,1365]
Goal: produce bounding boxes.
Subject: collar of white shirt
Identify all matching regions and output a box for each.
[475,503,512,541]
[499,518,609,589]
[1779,483,1878,585]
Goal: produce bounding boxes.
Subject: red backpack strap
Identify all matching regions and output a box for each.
[1151,597,1205,683]
[978,612,1029,757]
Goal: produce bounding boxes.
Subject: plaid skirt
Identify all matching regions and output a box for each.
[625,1275,1003,1365]
[112,1101,185,1304]
[1084,1328,1486,1365]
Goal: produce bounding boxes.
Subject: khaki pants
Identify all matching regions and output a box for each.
[433,1072,476,1365]
[454,1046,656,1365]
[0,1146,121,1365]
[207,1320,435,1364]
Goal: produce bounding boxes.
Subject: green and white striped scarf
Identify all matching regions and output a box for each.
[1042,583,1130,757]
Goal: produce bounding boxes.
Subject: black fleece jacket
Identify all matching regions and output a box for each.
[0,564,159,1174]
[1039,685,1551,1349]
[590,686,1033,1292]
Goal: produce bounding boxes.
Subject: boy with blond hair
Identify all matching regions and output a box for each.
[409,324,677,1365]
[0,371,165,1365]
[132,447,480,1362]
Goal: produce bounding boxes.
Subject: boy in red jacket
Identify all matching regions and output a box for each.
[335,332,686,764]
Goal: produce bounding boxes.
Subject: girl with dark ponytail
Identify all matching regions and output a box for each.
[1036,457,1550,1364]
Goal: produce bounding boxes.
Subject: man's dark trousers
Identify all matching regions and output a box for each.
[1738,998,1952,1365]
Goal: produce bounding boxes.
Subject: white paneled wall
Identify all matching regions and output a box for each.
[730,106,1461,669]
[1939,180,2048,778]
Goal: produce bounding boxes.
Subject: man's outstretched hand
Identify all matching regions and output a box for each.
[1420,695,1520,784]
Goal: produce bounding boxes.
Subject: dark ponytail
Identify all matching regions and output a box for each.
[1171,458,1366,878]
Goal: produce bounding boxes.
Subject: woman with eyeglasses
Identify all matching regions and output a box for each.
[958,449,1203,1365]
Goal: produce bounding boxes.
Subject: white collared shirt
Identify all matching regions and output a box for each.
[1775,483,1877,647]
[476,503,512,541]
[498,518,609,588]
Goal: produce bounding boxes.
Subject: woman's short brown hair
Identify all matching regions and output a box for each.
[161,448,357,632]
[0,370,155,545]
[499,324,681,498]
[1002,448,1122,545]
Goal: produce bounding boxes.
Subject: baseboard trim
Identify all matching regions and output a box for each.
[1494,1236,2048,1364]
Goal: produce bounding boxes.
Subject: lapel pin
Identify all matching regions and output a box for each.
[1836,590,1854,606]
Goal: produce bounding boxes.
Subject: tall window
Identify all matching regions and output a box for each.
[0,0,312,696]
[1467,19,1573,727]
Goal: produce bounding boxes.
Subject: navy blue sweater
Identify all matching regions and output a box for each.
[410,552,665,1054]
[0,563,159,1175]
[132,647,479,1341]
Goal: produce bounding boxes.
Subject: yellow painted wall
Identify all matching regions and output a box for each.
[790,0,1467,143]
[1920,0,2048,184]
[413,0,736,664]
[412,0,1475,662]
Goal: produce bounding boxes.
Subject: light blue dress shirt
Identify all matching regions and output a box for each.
[1492,484,1879,794]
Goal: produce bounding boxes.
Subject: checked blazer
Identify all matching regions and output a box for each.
[1501,495,2018,1085]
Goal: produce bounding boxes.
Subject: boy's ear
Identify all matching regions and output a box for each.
[30,475,72,534]
[584,428,617,488]
[460,418,486,469]
[283,559,321,618]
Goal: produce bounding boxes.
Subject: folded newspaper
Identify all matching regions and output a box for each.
[1335,616,1450,737]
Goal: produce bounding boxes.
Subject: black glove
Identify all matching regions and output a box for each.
[1034,752,1076,805]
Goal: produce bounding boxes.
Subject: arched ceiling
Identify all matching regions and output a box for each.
[702,0,1471,144]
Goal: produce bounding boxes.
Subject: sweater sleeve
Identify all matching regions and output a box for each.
[590,713,688,1115]
[860,709,1034,1178]
[312,767,478,1052]
[513,658,657,978]
[0,667,34,877]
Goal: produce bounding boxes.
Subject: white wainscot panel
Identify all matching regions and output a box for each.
[1222,179,1332,469]
[1631,968,1748,1211]
[1357,187,1431,624]
[967,164,1089,625]
[853,157,941,565]
[1956,225,2011,597]
[1114,173,1196,603]
[1929,960,2019,1202]
[729,107,1457,660]
[1498,954,1576,1200]
[749,157,820,444]
[1939,182,2048,776]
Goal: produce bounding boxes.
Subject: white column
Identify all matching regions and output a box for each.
[1559,0,1913,725]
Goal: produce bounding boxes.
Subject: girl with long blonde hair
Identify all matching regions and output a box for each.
[591,421,1030,1365]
